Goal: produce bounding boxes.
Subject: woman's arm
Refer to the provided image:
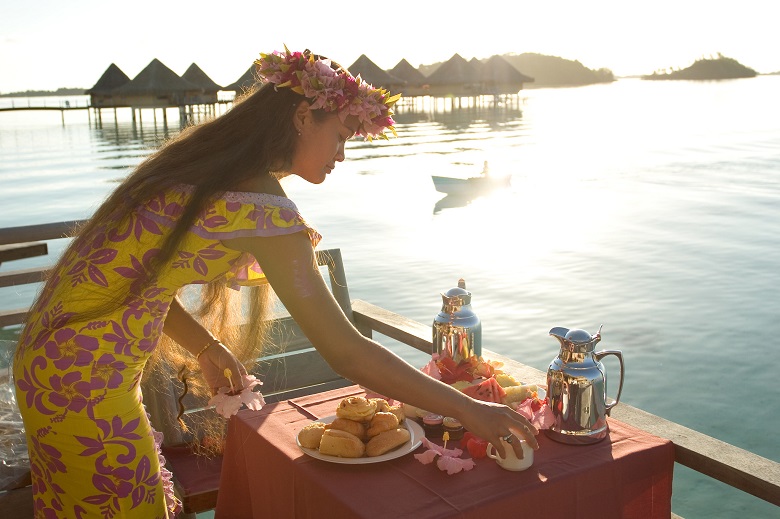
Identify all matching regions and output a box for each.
[222,232,539,457]
[163,296,247,391]
[163,297,217,356]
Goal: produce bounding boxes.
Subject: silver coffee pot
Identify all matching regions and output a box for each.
[545,325,624,445]
[432,279,482,362]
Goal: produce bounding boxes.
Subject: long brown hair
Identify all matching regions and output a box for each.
[28,81,324,451]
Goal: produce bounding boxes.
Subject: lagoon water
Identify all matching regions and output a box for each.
[2,77,779,517]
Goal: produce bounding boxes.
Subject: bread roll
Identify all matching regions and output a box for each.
[336,396,377,422]
[366,428,410,457]
[366,412,399,438]
[318,429,366,458]
[369,398,391,413]
[297,422,327,449]
[327,417,367,441]
[387,404,405,423]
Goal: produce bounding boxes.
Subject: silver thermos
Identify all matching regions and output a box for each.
[545,325,625,444]
[433,279,482,361]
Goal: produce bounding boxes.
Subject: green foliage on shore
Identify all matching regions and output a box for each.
[501,53,615,87]
[642,54,757,80]
[0,87,86,97]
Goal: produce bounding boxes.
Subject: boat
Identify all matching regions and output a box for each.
[431,173,511,196]
[431,160,511,196]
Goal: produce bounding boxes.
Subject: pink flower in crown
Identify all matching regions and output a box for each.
[255,46,401,140]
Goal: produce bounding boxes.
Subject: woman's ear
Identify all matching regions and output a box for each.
[293,101,312,134]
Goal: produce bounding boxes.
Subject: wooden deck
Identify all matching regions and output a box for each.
[1,220,778,517]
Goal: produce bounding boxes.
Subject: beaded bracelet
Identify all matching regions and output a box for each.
[196,338,221,359]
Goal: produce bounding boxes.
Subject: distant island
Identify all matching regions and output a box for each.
[642,54,757,80]
[0,87,86,97]
[418,53,615,88]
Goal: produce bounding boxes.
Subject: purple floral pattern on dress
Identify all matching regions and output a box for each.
[14,186,319,516]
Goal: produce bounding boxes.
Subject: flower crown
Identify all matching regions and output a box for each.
[254,46,401,140]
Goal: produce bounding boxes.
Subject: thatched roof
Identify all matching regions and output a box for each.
[87,63,130,94]
[426,54,476,85]
[389,59,427,84]
[469,57,485,76]
[481,55,534,84]
[115,58,201,95]
[224,66,259,93]
[182,63,222,92]
[347,55,405,90]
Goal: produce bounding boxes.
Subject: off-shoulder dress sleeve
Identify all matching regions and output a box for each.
[137,186,322,289]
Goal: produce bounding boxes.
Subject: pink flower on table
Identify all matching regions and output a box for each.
[437,455,476,475]
[208,375,265,418]
[513,397,554,430]
[420,356,442,380]
[414,437,476,475]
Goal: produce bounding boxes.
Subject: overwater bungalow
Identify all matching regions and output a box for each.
[480,54,534,94]
[112,58,202,109]
[389,58,428,97]
[424,53,482,97]
[346,54,406,92]
[86,63,130,108]
[223,66,258,96]
[181,63,222,104]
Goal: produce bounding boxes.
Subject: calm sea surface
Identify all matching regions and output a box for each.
[1,77,779,517]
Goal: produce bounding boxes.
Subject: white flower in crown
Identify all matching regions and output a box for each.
[255,45,401,140]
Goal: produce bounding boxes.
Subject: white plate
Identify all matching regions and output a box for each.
[296,415,424,464]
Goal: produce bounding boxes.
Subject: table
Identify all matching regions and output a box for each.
[215,385,674,519]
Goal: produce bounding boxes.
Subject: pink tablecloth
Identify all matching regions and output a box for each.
[215,386,674,519]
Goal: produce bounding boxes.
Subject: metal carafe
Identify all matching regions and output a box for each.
[545,325,624,444]
[432,279,482,362]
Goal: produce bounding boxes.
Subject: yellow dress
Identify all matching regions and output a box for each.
[13,186,320,518]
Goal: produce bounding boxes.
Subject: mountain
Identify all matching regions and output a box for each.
[0,87,87,97]
[500,53,614,87]
[642,54,757,80]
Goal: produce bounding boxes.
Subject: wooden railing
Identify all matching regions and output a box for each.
[1,221,779,514]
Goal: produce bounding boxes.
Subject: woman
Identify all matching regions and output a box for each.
[14,48,538,518]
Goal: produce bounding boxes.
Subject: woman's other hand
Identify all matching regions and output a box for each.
[197,341,248,394]
[457,399,540,460]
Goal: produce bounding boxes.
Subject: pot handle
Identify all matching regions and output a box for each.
[594,349,624,416]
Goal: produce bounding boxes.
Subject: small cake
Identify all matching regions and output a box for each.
[422,413,444,439]
[443,416,464,441]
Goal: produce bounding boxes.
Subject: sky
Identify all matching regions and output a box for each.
[2,0,779,93]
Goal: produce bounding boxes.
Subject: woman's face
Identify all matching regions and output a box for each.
[290,107,359,184]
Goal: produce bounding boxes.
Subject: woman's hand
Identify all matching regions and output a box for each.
[197,341,248,394]
[456,399,540,460]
